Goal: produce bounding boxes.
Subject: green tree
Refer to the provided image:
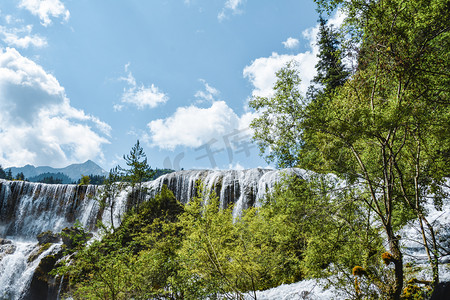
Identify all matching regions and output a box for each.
[308,16,349,100]
[15,172,25,181]
[0,165,6,179]
[78,175,90,185]
[97,166,125,230]
[57,186,184,299]
[176,182,304,298]
[249,61,306,168]
[250,1,449,297]
[122,140,156,209]
[6,169,13,180]
[263,174,384,298]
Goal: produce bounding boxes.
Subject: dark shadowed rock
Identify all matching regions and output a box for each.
[37,231,60,245]
[0,238,12,245]
[61,226,93,250]
[23,245,64,300]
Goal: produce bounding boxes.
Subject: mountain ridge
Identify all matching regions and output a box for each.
[6,160,107,181]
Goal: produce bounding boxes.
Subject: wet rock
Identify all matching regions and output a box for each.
[61,226,93,250]
[23,255,57,300]
[23,245,64,300]
[28,243,52,263]
[0,238,12,245]
[0,243,17,261]
[37,231,60,245]
[0,243,16,255]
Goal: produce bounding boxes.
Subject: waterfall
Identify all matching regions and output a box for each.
[146,168,305,215]
[0,242,61,300]
[0,180,100,239]
[0,168,303,299]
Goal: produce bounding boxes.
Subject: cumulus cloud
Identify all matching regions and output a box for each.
[18,0,70,27]
[0,25,47,48]
[147,11,346,154]
[243,51,317,98]
[148,101,241,150]
[218,0,244,21]
[0,47,110,168]
[243,11,345,98]
[282,37,299,49]
[118,64,168,110]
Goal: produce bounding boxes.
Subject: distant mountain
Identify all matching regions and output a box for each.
[7,160,107,181]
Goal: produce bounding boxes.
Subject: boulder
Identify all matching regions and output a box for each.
[23,245,64,300]
[61,226,93,250]
[0,238,12,245]
[37,231,60,245]
[0,243,17,260]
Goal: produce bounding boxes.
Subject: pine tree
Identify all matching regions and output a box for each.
[122,140,156,209]
[15,172,25,181]
[0,165,6,179]
[308,16,349,100]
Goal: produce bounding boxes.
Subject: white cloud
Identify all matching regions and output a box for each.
[195,79,219,103]
[0,25,47,48]
[0,47,110,168]
[147,77,257,151]
[4,15,21,25]
[147,11,346,155]
[282,37,299,49]
[118,64,168,110]
[18,0,70,27]
[243,51,317,98]
[218,0,244,21]
[113,104,124,112]
[122,84,168,109]
[148,101,242,150]
[243,11,345,99]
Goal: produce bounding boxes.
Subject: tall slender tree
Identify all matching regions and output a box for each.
[308,16,349,100]
[122,140,155,209]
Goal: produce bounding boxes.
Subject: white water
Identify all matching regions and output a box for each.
[146,168,305,215]
[0,242,60,300]
[1,171,448,299]
[0,169,295,299]
[0,180,101,300]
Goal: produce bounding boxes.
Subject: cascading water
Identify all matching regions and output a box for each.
[0,168,300,299]
[1,170,448,299]
[146,168,306,214]
[0,180,103,300]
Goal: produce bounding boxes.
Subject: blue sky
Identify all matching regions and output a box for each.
[0,0,342,171]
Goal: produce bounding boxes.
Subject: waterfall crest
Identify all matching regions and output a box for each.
[0,168,302,300]
[146,168,304,216]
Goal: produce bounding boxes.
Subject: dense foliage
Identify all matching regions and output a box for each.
[28,172,73,184]
[0,165,13,180]
[249,0,449,298]
[59,176,385,299]
[48,1,448,299]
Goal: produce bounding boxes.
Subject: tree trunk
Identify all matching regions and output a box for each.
[386,226,403,300]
